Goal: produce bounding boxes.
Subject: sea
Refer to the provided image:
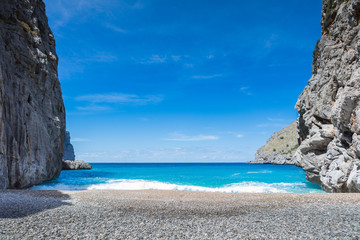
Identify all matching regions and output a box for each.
[31,163,324,193]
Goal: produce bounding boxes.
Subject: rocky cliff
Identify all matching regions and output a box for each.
[252,0,360,192]
[0,0,65,189]
[248,121,299,165]
[63,131,75,161]
[294,0,360,192]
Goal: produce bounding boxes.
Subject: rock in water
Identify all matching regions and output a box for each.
[294,0,360,192]
[248,121,299,165]
[63,131,75,161]
[62,160,92,170]
[0,0,65,189]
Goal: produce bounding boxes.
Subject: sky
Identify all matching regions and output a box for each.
[43,0,322,163]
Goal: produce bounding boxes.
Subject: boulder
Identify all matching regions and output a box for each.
[62,160,92,170]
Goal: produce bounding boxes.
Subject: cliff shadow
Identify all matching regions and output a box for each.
[0,190,72,218]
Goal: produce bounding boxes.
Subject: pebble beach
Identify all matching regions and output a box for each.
[1,190,360,239]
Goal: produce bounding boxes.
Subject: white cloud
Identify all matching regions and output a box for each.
[76,93,163,105]
[236,134,244,138]
[163,132,219,142]
[192,74,222,79]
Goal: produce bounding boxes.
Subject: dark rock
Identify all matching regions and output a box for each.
[0,0,65,189]
[63,131,75,161]
[62,160,92,170]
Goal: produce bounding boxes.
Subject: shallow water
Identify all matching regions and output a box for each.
[31,163,323,193]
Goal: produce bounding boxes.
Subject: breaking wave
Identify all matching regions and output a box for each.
[31,179,314,193]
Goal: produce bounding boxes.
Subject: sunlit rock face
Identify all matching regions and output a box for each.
[0,0,65,189]
[294,0,360,192]
[248,121,299,165]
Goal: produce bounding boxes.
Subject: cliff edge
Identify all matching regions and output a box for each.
[0,0,65,189]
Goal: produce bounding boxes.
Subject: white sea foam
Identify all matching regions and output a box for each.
[246,170,272,174]
[29,179,314,193]
[85,179,309,193]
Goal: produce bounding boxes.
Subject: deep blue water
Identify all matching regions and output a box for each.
[31,163,323,193]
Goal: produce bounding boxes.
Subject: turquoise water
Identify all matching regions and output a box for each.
[31,163,323,193]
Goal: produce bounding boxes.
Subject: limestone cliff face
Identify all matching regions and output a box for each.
[0,0,65,189]
[294,0,360,192]
[248,121,298,165]
[63,131,75,161]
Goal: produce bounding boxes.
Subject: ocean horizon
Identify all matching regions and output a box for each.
[31,163,323,193]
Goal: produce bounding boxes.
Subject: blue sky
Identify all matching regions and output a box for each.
[43,0,322,162]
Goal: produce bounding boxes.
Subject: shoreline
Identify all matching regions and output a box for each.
[1,190,360,239]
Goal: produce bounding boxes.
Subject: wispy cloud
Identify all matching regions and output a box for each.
[264,34,279,49]
[256,117,292,128]
[47,0,143,29]
[226,131,245,138]
[163,132,219,142]
[133,54,193,65]
[83,52,118,63]
[192,74,222,80]
[76,105,112,112]
[267,117,285,122]
[104,23,127,33]
[239,86,252,95]
[138,117,149,122]
[184,63,194,68]
[171,55,181,62]
[133,55,168,64]
[256,123,285,128]
[77,147,247,162]
[71,138,90,142]
[76,93,163,105]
